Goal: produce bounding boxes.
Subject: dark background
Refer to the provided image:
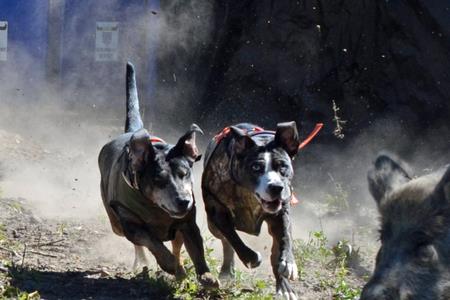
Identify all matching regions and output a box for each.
[154,0,449,142]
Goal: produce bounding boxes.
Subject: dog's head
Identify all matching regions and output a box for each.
[128,124,203,219]
[230,122,300,214]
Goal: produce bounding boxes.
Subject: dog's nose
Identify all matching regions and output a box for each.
[176,198,191,210]
[268,183,283,197]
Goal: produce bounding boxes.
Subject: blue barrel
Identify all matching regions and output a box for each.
[61,0,160,110]
[0,0,49,98]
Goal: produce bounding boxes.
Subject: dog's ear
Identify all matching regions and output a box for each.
[274,121,300,157]
[427,166,450,211]
[367,153,412,206]
[129,129,155,172]
[230,126,256,156]
[168,124,204,163]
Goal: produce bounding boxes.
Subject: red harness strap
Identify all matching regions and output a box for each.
[214,126,265,144]
[150,137,166,144]
[214,127,231,144]
[291,193,299,205]
[299,123,323,150]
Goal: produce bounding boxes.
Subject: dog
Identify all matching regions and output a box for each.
[361,154,450,299]
[98,62,218,287]
[201,122,304,299]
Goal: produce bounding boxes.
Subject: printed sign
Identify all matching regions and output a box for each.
[0,21,7,61]
[95,22,119,62]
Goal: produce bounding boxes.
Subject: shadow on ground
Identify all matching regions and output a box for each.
[9,266,174,300]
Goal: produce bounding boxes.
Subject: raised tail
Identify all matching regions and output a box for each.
[125,62,144,133]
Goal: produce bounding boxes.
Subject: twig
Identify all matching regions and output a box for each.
[31,238,65,248]
[0,245,20,258]
[28,250,58,258]
[331,99,347,139]
[21,243,27,270]
[37,227,41,247]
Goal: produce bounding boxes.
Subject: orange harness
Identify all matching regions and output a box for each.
[150,137,166,144]
[213,123,324,206]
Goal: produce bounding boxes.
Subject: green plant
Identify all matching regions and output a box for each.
[0,223,7,242]
[56,223,67,236]
[294,230,333,279]
[330,240,360,269]
[1,284,40,300]
[332,265,361,300]
[7,201,23,214]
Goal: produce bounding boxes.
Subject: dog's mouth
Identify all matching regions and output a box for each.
[255,193,282,213]
[160,204,190,219]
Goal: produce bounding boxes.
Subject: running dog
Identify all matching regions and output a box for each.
[202,122,305,299]
[99,62,218,287]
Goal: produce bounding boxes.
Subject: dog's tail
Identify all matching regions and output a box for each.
[125,62,144,133]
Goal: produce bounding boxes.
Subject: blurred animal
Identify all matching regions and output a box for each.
[98,62,218,287]
[202,123,302,300]
[361,153,450,300]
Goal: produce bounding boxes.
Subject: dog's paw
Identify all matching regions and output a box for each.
[276,277,298,300]
[175,266,187,281]
[198,272,220,289]
[243,251,262,269]
[219,268,235,281]
[278,259,298,280]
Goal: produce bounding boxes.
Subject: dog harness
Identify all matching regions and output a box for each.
[149,137,166,144]
[209,123,324,206]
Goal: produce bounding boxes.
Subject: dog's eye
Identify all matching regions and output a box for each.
[251,163,263,172]
[279,166,288,176]
[416,244,437,263]
[177,168,189,178]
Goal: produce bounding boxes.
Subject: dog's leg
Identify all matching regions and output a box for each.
[207,220,235,279]
[180,219,219,288]
[133,245,151,272]
[113,204,178,275]
[267,207,298,300]
[171,231,187,280]
[220,238,235,279]
[204,191,261,269]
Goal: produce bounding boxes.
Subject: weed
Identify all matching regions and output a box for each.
[1,286,40,300]
[7,201,23,214]
[0,224,7,242]
[56,223,67,236]
[331,99,347,140]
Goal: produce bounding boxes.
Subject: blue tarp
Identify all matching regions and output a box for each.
[0,0,49,96]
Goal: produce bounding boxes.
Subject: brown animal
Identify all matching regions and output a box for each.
[202,122,302,300]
